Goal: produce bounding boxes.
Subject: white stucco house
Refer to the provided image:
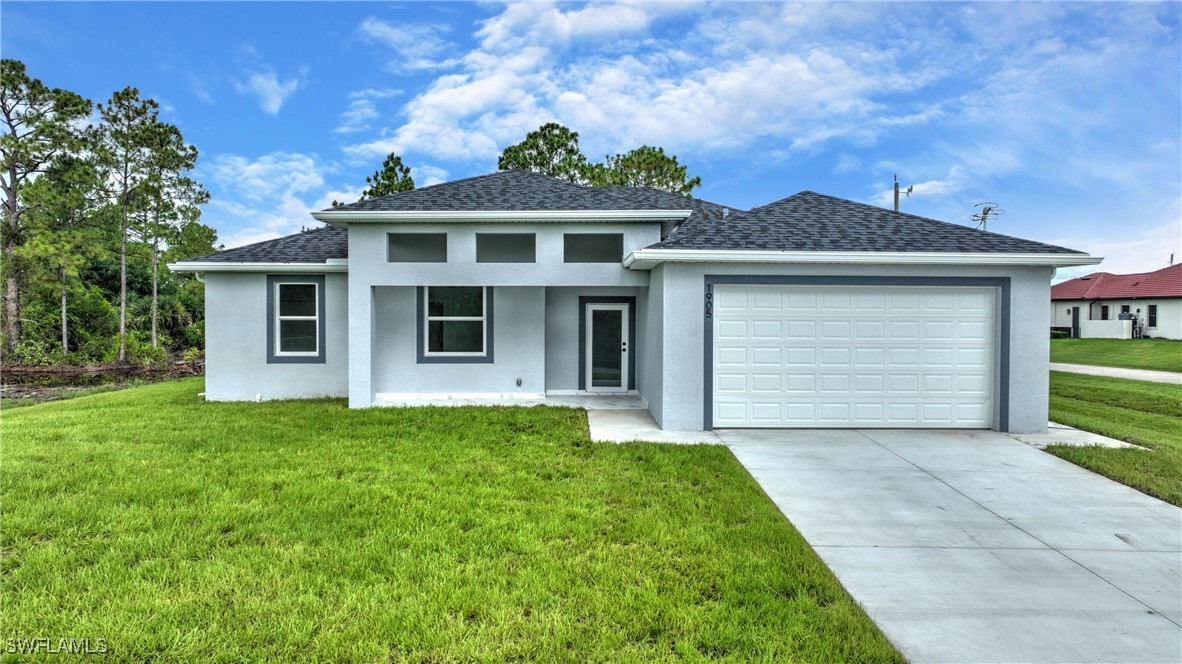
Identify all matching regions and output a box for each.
[1051,264,1182,340]
[171,170,1101,433]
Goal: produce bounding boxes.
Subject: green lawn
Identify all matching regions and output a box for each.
[1046,371,1182,507]
[1,379,900,663]
[1050,338,1182,373]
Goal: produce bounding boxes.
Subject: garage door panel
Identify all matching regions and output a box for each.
[713,285,995,429]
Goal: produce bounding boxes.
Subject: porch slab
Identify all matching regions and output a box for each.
[586,409,722,444]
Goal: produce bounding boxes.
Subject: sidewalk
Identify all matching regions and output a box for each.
[1050,362,1182,385]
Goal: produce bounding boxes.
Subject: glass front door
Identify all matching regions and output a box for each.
[585,303,629,392]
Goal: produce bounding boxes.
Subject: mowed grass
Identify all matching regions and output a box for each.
[1050,337,1182,373]
[1,379,900,663]
[1047,371,1182,506]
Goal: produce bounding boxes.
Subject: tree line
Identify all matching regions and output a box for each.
[344,122,704,204]
[1,60,217,367]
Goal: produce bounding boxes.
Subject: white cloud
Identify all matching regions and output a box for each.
[870,167,970,207]
[416,165,448,187]
[359,17,460,71]
[201,152,361,247]
[188,73,214,104]
[233,70,303,115]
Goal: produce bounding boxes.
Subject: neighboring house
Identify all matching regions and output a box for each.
[1051,264,1182,340]
[171,170,1099,433]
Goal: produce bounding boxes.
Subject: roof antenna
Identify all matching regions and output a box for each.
[970,202,1005,231]
[893,175,913,212]
[1170,253,1175,266]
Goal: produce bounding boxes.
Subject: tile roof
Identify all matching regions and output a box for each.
[1051,263,1182,300]
[649,191,1085,254]
[185,225,347,263]
[327,169,691,212]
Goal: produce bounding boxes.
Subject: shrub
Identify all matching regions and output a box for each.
[1051,330,1070,339]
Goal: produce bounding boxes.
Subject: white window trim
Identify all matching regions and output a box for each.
[424,286,487,357]
[275,281,320,357]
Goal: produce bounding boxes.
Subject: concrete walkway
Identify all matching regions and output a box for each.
[720,429,1182,663]
[1051,362,1182,384]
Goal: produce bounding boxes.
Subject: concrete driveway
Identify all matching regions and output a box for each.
[720,429,1182,663]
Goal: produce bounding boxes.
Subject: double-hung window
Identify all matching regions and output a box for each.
[419,286,493,363]
[267,275,326,363]
[1148,304,1158,328]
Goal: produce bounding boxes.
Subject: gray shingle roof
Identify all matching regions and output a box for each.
[649,191,1084,254]
[604,186,740,239]
[327,169,691,213]
[185,225,347,263]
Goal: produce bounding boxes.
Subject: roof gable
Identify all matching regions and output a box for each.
[650,191,1084,255]
[1051,263,1182,300]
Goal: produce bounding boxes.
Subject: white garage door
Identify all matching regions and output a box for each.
[712,285,996,428]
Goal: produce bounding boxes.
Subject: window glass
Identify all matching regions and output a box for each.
[389,233,447,262]
[424,287,486,355]
[563,233,624,263]
[279,284,316,316]
[274,282,319,356]
[428,287,484,317]
[1148,305,1158,327]
[280,320,317,352]
[476,233,536,263]
[1101,305,1109,320]
[428,321,484,353]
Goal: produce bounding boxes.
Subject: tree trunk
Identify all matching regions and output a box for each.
[60,268,68,353]
[151,232,159,348]
[3,164,20,356]
[118,197,128,362]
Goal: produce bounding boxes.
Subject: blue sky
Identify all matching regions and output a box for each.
[4,2,1180,280]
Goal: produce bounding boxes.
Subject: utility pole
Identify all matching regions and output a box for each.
[893,175,913,212]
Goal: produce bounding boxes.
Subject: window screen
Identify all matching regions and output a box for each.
[563,233,624,263]
[476,233,536,263]
[389,233,447,262]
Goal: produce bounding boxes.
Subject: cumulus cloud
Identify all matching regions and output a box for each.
[202,152,361,247]
[234,70,304,115]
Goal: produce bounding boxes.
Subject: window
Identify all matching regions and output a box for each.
[389,233,447,262]
[1101,305,1109,320]
[476,233,535,263]
[1148,304,1158,328]
[419,287,493,362]
[267,275,326,364]
[1121,305,1130,315]
[563,233,624,263]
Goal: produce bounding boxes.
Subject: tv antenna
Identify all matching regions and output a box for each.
[893,174,913,212]
[971,202,1005,231]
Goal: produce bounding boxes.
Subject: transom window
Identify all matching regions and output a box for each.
[276,283,319,355]
[425,287,487,356]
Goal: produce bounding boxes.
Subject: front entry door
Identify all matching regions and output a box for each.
[585,303,629,392]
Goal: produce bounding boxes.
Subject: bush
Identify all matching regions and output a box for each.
[125,330,167,367]
[11,339,65,366]
[1051,330,1070,339]
[182,347,203,364]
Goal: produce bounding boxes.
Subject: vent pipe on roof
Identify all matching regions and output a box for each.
[722,207,729,218]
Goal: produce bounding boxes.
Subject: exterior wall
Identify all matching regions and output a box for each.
[371,286,546,395]
[347,222,659,288]
[543,286,642,391]
[649,262,1054,434]
[640,266,666,424]
[348,221,661,405]
[1079,319,1133,339]
[1053,298,1181,340]
[204,272,349,400]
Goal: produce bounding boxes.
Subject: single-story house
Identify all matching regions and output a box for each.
[171,170,1100,433]
[1051,264,1181,340]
